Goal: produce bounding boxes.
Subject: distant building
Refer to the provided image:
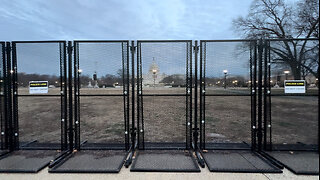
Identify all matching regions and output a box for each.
[142,59,167,86]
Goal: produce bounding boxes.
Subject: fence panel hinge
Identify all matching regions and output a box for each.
[130,46,136,53]
[67,45,73,54]
[193,45,199,53]
[6,45,12,53]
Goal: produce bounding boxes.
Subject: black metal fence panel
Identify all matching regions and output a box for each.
[1,38,317,154]
[137,40,193,149]
[200,40,257,150]
[264,39,319,151]
[11,41,67,150]
[0,42,8,150]
[73,41,130,150]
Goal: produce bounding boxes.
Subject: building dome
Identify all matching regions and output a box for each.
[149,58,159,74]
[142,57,167,86]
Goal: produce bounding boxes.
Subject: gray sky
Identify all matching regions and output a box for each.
[0,0,254,40]
[0,0,297,78]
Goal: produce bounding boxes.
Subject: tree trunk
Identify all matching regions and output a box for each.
[290,65,302,80]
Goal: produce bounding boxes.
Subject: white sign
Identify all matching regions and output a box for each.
[29,81,48,94]
[284,80,305,94]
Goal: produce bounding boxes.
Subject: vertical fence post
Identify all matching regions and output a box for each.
[122,41,130,151]
[67,41,74,151]
[202,42,206,150]
[267,40,272,151]
[257,39,263,151]
[250,41,254,150]
[60,42,68,151]
[126,41,130,151]
[193,41,198,150]
[263,40,268,151]
[122,42,128,150]
[130,41,136,149]
[186,42,190,149]
[251,40,258,150]
[63,41,68,150]
[136,42,141,149]
[140,43,145,150]
[5,42,13,151]
[11,42,19,150]
[73,41,77,150]
[73,41,80,150]
[1,42,7,150]
[199,41,203,150]
[263,40,272,151]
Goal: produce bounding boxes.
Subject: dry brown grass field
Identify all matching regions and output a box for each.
[17,87,318,146]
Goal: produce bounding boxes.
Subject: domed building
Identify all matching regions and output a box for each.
[142,58,167,86]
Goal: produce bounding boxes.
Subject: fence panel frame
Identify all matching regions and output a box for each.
[11,40,68,150]
[73,40,130,151]
[199,39,258,150]
[263,38,319,151]
[136,40,193,150]
[0,42,9,150]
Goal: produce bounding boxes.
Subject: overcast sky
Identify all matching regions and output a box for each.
[0,0,298,78]
[0,0,256,40]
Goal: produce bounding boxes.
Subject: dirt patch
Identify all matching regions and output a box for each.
[17,87,318,146]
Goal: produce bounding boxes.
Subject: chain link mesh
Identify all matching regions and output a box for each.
[200,40,255,149]
[13,42,67,148]
[137,41,192,149]
[74,41,129,150]
[266,39,319,149]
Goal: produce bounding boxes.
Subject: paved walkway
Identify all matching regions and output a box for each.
[0,167,318,180]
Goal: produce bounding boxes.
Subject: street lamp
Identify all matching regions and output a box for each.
[223,70,228,89]
[152,69,157,87]
[233,80,238,86]
[78,69,82,89]
[284,70,290,80]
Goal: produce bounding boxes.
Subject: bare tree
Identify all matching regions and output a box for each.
[233,0,319,79]
[17,73,60,87]
[160,74,185,86]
